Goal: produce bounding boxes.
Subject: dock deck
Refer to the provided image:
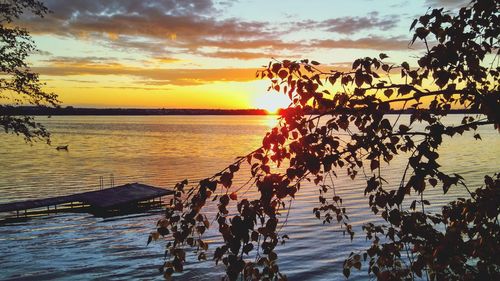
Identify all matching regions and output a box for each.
[0,183,174,219]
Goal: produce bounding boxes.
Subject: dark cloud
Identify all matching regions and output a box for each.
[198,39,298,51]
[42,0,216,18]
[20,0,416,60]
[424,0,471,8]
[425,0,469,5]
[23,0,273,44]
[311,36,416,51]
[198,36,416,52]
[34,50,53,56]
[101,36,179,55]
[201,36,418,52]
[22,0,280,60]
[296,12,399,34]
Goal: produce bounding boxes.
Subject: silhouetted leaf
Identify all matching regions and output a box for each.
[410,18,418,31]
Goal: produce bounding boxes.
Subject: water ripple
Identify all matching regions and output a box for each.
[0,115,498,280]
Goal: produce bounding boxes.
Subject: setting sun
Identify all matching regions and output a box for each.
[253,92,291,114]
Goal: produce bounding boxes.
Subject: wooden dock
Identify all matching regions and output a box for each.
[0,183,174,221]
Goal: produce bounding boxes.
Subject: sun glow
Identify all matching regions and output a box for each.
[253,92,291,114]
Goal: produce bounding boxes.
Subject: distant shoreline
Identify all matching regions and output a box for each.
[1,106,271,116]
[1,106,477,116]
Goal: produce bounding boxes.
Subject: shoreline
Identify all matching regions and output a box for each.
[1,106,478,116]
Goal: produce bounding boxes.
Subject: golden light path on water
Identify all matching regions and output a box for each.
[0,115,498,280]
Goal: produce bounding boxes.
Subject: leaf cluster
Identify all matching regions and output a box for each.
[153,1,499,280]
[0,0,59,143]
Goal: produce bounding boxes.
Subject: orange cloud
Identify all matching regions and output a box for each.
[153,56,183,63]
[34,58,260,86]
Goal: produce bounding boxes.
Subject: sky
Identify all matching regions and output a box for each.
[21,0,469,110]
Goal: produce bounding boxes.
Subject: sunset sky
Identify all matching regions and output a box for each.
[21,0,468,110]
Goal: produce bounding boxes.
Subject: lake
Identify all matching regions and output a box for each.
[0,115,498,280]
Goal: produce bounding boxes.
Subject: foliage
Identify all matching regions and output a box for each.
[152,0,499,280]
[0,0,59,143]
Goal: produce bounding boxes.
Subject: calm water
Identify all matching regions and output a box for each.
[0,115,498,280]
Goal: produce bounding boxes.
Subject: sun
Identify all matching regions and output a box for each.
[253,92,291,114]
